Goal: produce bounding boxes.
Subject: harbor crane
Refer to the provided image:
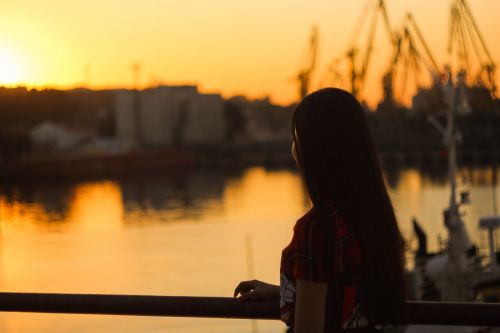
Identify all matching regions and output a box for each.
[315,0,495,109]
[448,0,496,96]
[346,0,395,100]
[380,13,443,109]
[295,26,319,101]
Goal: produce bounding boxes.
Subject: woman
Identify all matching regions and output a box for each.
[234,88,406,332]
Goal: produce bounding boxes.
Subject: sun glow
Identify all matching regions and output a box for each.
[0,49,25,85]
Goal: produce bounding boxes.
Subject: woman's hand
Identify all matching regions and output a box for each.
[233,279,280,301]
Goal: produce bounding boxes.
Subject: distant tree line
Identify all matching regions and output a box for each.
[0,87,114,158]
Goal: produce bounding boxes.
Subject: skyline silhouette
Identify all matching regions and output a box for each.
[0,0,498,107]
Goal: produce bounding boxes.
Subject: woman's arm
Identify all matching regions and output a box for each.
[294,279,328,333]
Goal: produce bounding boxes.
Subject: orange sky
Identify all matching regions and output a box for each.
[0,0,499,107]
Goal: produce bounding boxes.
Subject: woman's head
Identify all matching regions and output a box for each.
[292,88,406,323]
[292,88,379,207]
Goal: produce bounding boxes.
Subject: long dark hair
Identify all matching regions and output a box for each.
[292,88,406,323]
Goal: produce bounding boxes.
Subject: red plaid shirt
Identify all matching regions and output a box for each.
[280,207,366,331]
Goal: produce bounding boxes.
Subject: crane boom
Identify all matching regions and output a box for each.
[460,0,494,63]
[309,26,319,75]
[360,7,379,89]
[344,0,396,100]
[408,14,441,76]
[296,26,319,100]
[448,0,496,95]
[379,0,396,44]
[382,11,444,108]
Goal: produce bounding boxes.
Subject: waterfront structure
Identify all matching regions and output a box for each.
[114,85,224,148]
[29,121,93,153]
[183,93,224,145]
[114,89,136,147]
[227,96,291,145]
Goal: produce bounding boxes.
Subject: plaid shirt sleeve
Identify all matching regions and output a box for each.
[288,212,330,282]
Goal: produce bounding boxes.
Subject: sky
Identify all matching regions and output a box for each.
[0,0,499,107]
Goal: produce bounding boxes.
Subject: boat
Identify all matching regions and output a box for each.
[406,71,500,332]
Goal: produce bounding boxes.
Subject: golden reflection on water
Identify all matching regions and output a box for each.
[66,181,124,232]
[0,166,498,333]
[0,167,311,333]
[0,200,57,230]
[223,167,308,223]
[0,180,124,232]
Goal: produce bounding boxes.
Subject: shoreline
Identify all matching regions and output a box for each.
[0,146,498,181]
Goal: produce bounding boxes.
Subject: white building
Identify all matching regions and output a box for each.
[30,121,92,153]
[183,93,225,145]
[113,85,225,148]
[114,90,136,146]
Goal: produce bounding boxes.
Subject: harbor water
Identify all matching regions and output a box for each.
[0,165,499,333]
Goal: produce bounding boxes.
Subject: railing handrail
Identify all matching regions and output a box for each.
[0,292,499,326]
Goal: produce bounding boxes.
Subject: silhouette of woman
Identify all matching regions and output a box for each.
[234,88,406,332]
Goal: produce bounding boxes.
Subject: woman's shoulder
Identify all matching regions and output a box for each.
[293,207,345,232]
[293,207,319,234]
[293,207,314,228]
[293,207,351,240]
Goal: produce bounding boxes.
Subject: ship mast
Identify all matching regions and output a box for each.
[427,68,472,301]
[440,70,472,301]
[443,0,494,290]
[446,73,459,227]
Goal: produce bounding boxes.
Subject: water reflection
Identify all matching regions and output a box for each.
[0,165,498,232]
[67,181,124,232]
[0,180,122,232]
[0,165,498,333]
[120,169,231,224]
[0,181,74,229]
[0,169,234,229]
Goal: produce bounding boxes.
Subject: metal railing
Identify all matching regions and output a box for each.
[1,292,500,326]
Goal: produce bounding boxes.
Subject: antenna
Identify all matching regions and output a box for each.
[130,62,143,146]
[84,63,91,88]
[131,63,141,90]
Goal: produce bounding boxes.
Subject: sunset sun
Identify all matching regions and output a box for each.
[0,50,24,85]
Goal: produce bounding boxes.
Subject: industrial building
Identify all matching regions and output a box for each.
[114,85,225,148]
